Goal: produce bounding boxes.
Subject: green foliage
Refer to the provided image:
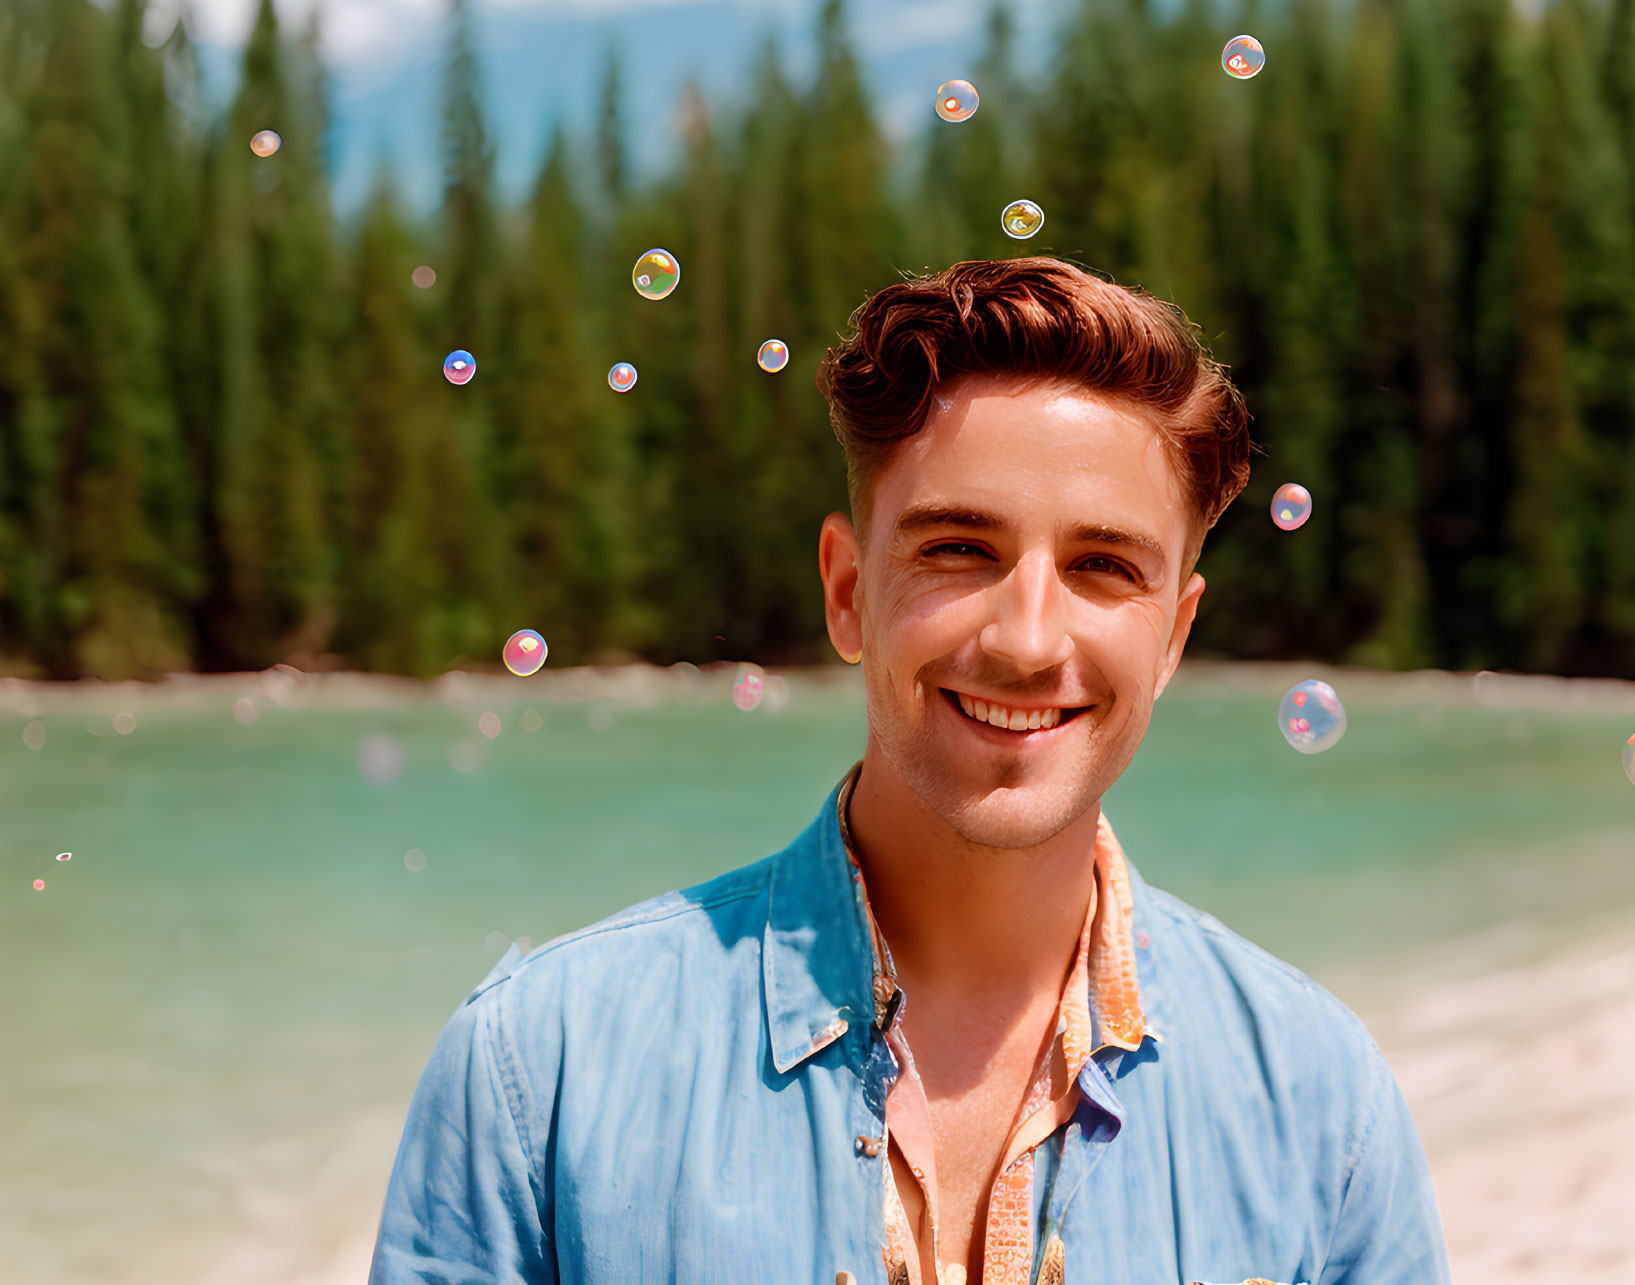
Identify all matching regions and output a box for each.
[0,0,1632,678]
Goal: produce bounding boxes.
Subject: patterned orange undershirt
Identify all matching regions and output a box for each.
[834,764,1150,1285]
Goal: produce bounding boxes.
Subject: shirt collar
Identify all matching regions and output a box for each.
[764,763,1150,1077]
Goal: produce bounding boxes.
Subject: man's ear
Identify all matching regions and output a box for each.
[819,512,864,664]
[1154,573,1205,701]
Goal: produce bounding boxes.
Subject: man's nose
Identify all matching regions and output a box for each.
[977,551,1075,674]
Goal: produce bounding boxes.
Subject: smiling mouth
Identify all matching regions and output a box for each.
[939,688,1093,733]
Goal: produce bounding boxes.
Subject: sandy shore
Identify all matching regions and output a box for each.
[1328,920,1635,1283]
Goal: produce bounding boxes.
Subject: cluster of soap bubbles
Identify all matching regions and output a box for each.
[32,851,72,893]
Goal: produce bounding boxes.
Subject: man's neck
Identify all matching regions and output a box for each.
[844,746,1103,1016]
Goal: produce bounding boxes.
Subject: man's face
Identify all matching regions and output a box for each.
[819,372,1207,850]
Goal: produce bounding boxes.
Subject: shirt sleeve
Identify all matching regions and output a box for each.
[1318,1039,1452,1284]
[368,979,557,1284]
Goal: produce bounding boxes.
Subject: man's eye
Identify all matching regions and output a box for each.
[925,542,985,557]
[1079,555,1135,580]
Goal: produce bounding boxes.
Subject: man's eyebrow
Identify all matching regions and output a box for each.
[892,503,1168,564]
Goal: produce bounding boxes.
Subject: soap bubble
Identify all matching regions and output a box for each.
[1000,199,1044,240]
[478,711,501,740]
[520,708,543,733]
[503,629,548,677]
[934,80,980,123]
[233,696,258,725]
[358,733,406,786]
[633,249,680,300]
[443,350,476,386]
[1222,35,1265,80]
[609,362,638,393]
[404,848,427,872]
[1271,482,1312,531]
[1624,733,1635,786]
[1277,679,1347,754]
[756,339,789,373]
[733,665,764,712]
[112,712,136,735]
[32,879,44,891]
[23,720,43,750]
[412,266,437,289]
[250,130,282,157]
[55,852,70,862]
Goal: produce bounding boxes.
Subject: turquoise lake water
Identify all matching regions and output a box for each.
[4,663,1633,1282]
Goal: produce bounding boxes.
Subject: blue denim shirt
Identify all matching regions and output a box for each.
[369,777,1451,1284]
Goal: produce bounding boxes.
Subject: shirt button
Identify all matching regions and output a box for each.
[855,1134,882,1157]
[911,1165,924,1179]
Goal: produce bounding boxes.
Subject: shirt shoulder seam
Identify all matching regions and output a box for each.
[467,869,772,1002]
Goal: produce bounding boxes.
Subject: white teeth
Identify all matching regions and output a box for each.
[952,692,1068,732]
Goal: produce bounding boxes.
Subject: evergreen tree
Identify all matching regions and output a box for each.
[427,0,506,665]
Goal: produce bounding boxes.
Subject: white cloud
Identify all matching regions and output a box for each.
[855,0,979,57]
[141,0,805,67]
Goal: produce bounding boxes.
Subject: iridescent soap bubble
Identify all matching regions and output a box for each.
[609,362,638,393]
[633,249,680,300]
[1277,679,1347,754]
[1001,199,1044,240]
[412,266,437,289]
[478,711,501,740]
[250,130,282,158]
[934,80,980,123]
[233,696,258,725]
[1624,732,1635,786]
[404,848,427,872]
[1222,35,1265,80]
[112,712,136,735]
[443,349,476,386]
[55,852,70,862]
[32,879,44,891]
[358,733,406,786]
[733,664,765,712]
[756,339,789,373]
[23,719,43,750]
[520,708,543,733]
[503,629,548,677]
[1271,482,1312,531]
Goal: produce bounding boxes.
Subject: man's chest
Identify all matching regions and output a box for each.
[896,1041,1051,1279]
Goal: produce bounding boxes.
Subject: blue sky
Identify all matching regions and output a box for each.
[136,0,1081,216]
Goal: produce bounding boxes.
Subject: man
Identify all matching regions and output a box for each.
[368,258,1451,1285]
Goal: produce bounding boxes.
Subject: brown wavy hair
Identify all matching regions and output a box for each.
[815,257,1256,583]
